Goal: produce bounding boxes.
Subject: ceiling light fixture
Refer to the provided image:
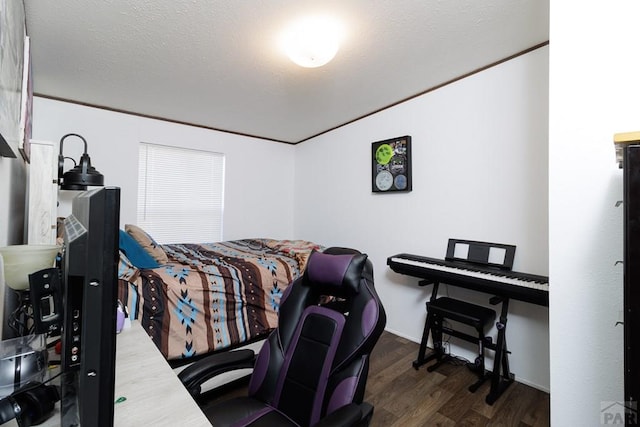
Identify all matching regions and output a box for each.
[280,15,345,68]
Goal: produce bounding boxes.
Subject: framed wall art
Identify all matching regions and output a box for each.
[0,0,27,158]
[371,135,412,193]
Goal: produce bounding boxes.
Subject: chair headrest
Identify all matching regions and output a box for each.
[304,251,368,297]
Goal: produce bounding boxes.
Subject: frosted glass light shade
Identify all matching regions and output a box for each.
[0,245,60,290]
[281,16,344,68]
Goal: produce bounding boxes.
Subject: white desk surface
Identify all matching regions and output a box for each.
[41,322,211,426]
[113,322,211,426]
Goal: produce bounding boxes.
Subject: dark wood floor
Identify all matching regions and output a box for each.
[366,332,549,426]
[201,331,550,426]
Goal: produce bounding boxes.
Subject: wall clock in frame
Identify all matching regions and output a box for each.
[371,135,412,193]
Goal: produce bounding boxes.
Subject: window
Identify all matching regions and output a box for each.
[137,143,224,244]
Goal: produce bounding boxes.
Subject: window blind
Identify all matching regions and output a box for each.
[137,143,224,244]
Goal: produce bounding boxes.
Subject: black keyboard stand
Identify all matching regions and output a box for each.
[413,280,515,405]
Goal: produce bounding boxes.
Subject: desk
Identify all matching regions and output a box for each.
[42,322,211,426]
[112,322,210,426]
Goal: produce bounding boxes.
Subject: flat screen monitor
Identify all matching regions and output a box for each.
[60,187,120,427]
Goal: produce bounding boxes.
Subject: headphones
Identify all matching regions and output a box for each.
[0,381,59,427]
[0,345,58,426]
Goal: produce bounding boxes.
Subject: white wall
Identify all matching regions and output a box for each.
[549,1,640,425]
[295,47,550,390]
[31,98,296,241]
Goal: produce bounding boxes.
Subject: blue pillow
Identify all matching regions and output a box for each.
[119,230,160,269]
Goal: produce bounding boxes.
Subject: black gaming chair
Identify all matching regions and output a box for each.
[179,248,387,426]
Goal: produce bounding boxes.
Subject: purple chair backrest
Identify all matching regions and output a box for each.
[247,249,386,426]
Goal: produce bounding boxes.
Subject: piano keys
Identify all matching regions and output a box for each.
[387,253,549,306]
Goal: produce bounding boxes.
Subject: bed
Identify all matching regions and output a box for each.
[116,232,322,361]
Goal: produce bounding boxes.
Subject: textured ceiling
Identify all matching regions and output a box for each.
[24,0,549,144]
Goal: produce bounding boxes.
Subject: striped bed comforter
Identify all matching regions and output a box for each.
[117,238,322,360]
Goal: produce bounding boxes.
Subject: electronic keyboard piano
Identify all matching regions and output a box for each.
[387,239,549,405]
[387,253,549,306]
